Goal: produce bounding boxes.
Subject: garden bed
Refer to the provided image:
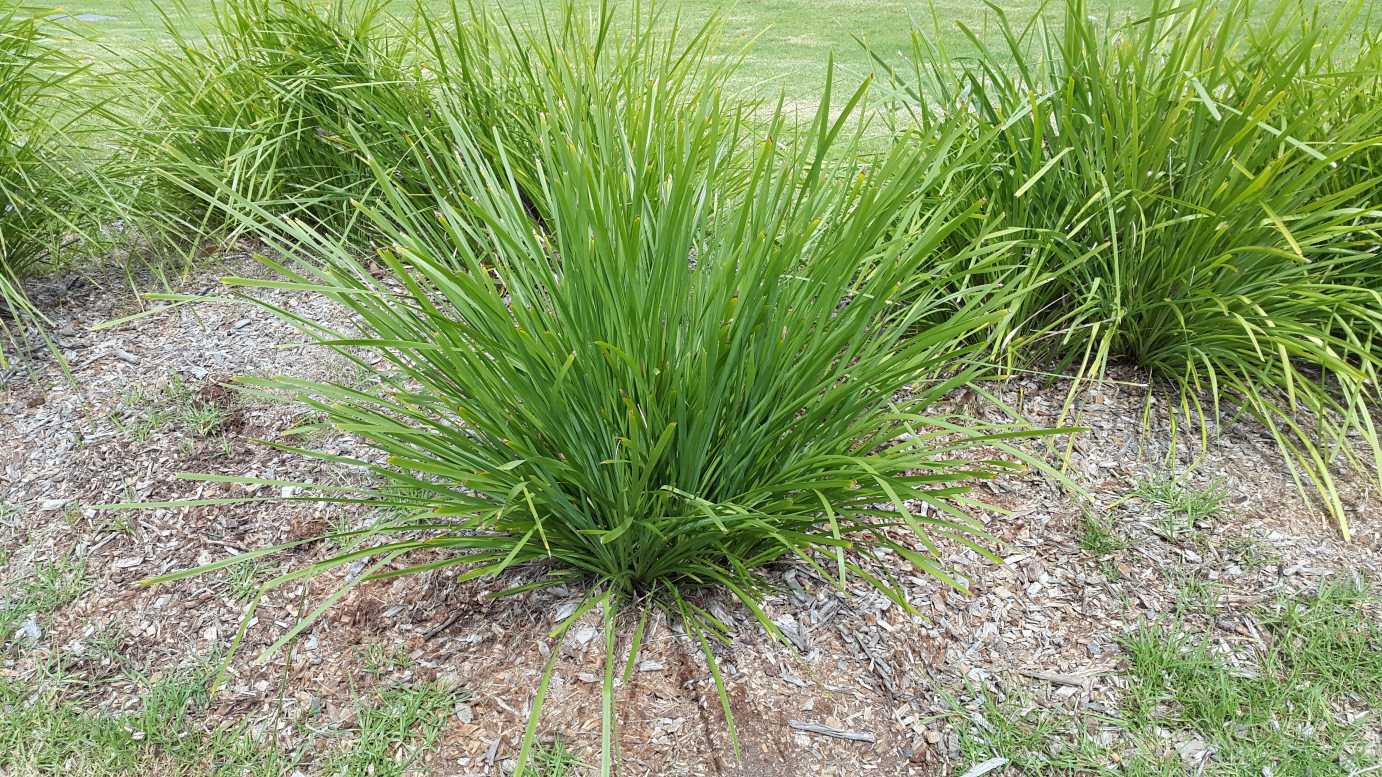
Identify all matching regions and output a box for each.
[3,254,1378,776]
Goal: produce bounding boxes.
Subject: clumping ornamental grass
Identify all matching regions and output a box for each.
[879,0,1382,538]
[129,5,1047,773]
[113,0,435,251]
[1240,7,1382,205]
[0,6,92,365]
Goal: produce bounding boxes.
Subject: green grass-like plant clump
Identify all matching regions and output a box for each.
[1076,510,1126,556]
[114,0,435,250]
[0,6,91,364]
[131,5,1046,773]
[881,0,1382,538]
[1241,12,1382,205]
[1132,471,1227,538]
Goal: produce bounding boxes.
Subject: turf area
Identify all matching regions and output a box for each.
[48,0,1377,100]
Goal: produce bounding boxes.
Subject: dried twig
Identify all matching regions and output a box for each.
[787,720,876,743]
[424,611,464,640]
[1019,669,1097,688]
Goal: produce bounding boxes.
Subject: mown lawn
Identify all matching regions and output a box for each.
[51,0,1377,99]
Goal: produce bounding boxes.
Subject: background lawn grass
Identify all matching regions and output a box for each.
[49,0,1378,101]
